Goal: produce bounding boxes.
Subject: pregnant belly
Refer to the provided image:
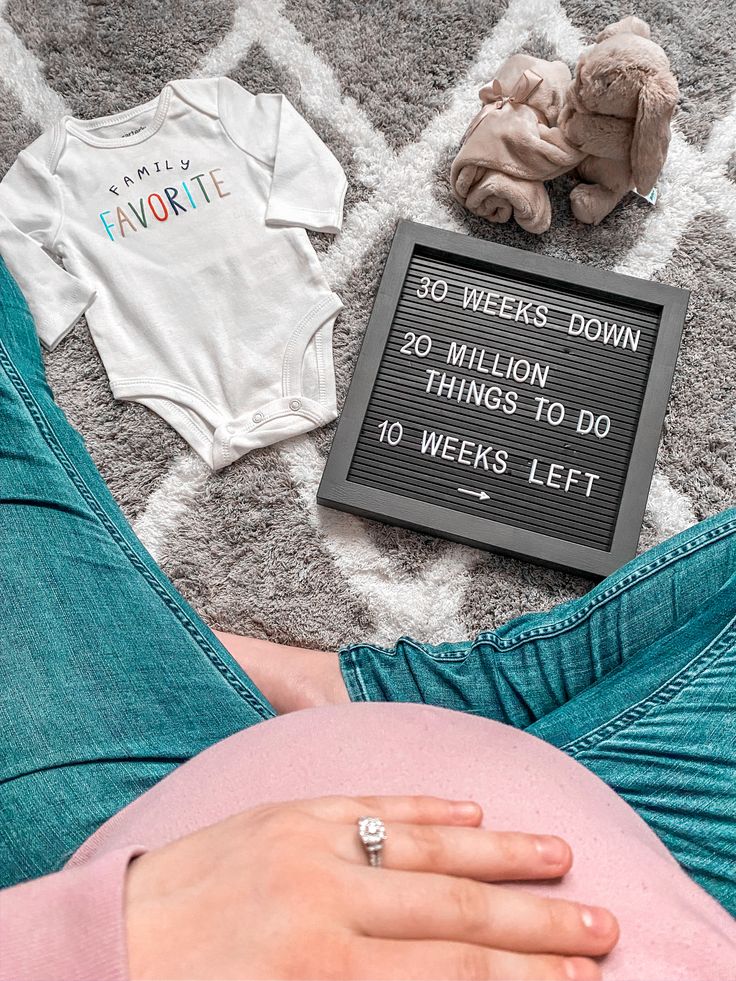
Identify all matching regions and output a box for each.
[68,702,735,980]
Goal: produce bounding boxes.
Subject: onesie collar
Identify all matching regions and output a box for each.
[64,83,173,149]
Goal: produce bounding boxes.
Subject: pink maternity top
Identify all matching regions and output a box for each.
[1,704,734,980]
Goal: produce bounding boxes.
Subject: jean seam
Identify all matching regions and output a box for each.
[0,334,273,721]
[400,635,469,663]
[477,519,736,650]
[559,617,736,754]
[343,651,371,701]
[341,641,395,658]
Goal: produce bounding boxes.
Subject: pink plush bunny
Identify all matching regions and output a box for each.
[559,16,679,224]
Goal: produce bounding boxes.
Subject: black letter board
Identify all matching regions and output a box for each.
[318,221,688,577]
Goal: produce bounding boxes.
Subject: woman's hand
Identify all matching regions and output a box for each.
[125,795,618,980]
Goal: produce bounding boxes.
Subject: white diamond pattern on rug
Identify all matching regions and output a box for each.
[1,0,734,647]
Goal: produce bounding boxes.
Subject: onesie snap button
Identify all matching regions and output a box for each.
[253,412,264,424]
[289,399,302,411]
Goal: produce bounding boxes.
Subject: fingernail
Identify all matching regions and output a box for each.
[535,835,569,865]
[581,905,615,937]
[564,957,599,980]
[451,800,480,819]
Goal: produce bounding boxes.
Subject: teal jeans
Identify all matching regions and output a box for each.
[0,257,276,887]
[1,256,734,915]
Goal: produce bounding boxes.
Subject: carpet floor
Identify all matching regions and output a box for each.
[1,0,734,651]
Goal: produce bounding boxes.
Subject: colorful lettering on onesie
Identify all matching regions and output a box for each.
[0,77,348,469]
[99,166,231,241]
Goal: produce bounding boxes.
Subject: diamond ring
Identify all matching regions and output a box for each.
[358,816,387,867]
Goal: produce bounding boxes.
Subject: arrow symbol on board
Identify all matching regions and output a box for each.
[458,488,490,501]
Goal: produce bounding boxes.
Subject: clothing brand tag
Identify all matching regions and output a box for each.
[633,186,658,205]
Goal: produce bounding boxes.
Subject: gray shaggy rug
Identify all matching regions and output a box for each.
[1,0,734,652]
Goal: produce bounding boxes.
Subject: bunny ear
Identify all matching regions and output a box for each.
[631,72,678,194]
[596,16,650,41]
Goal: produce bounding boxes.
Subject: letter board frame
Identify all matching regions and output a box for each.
[317,220,689,577]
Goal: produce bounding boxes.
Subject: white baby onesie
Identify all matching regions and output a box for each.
[0,77,347,469]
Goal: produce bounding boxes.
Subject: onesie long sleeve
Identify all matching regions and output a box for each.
[0,210,95,350]
[0,77,347,469]
[218,79,346,233]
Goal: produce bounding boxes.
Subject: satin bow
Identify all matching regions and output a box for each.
[461,68,545,145]
[487,68,544,109]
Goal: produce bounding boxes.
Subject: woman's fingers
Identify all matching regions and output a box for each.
[300,794,484,827]
[303,797,571,880]
[349,939,601,980]
[354,869,619,957]
[340,821,572,880]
